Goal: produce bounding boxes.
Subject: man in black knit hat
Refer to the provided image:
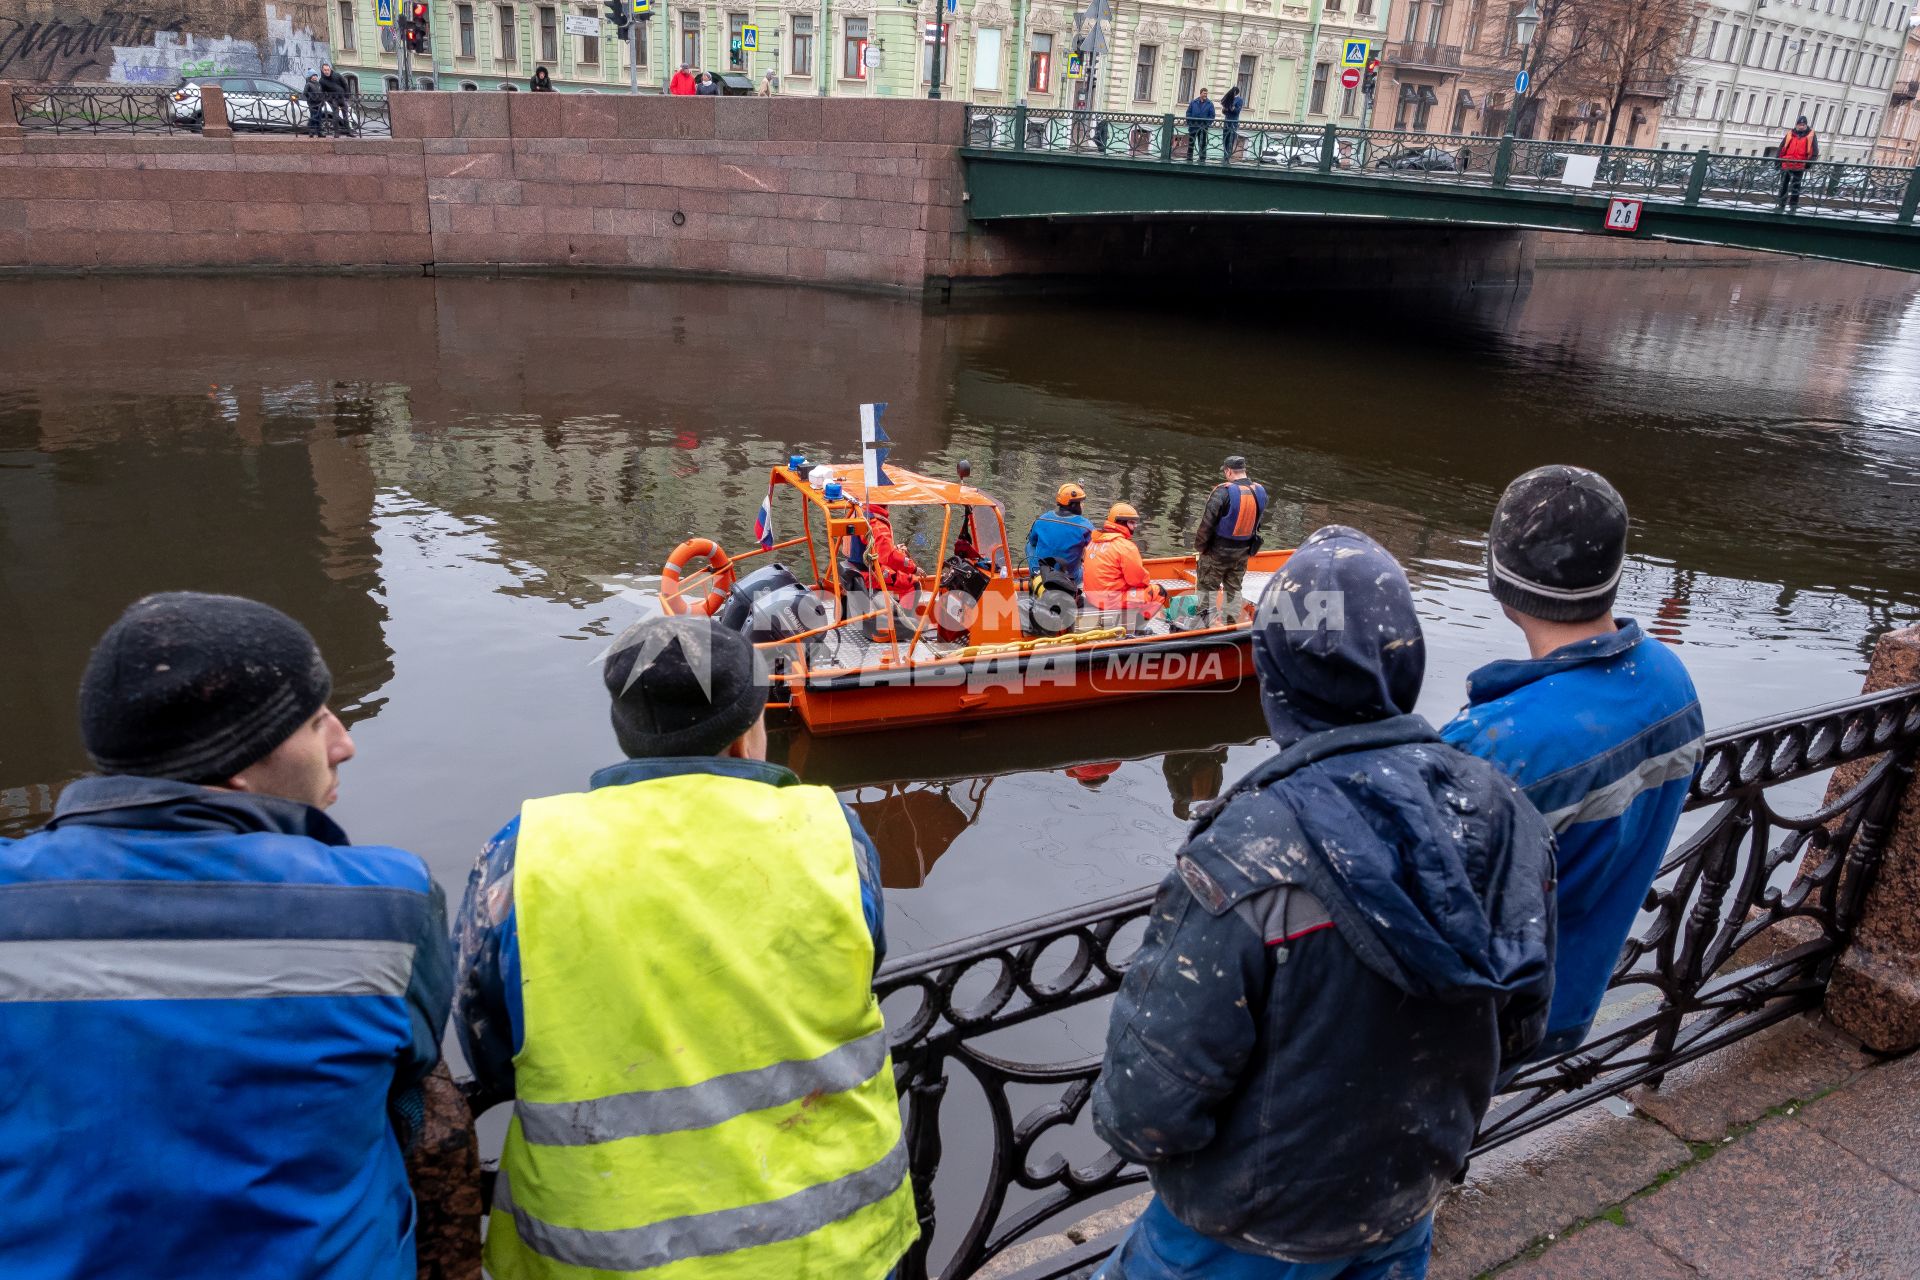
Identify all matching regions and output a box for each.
[0,592,452,1280]
[454,615,919,1278]
[1442,466,1704,1063]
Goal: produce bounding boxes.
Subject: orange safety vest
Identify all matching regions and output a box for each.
[1778,131,1814,171]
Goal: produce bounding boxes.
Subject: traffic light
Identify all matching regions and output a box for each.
[1362,53,1380,98]
[604,0,629,39]
[729,35,743,67]
[402,1,428,51]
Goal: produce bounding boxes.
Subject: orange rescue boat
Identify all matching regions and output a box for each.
[657,458,1290,736]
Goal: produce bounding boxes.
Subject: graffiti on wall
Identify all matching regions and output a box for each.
[0,2,328,87]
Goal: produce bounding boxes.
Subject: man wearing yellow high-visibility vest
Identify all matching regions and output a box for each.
[453,615,917,1279]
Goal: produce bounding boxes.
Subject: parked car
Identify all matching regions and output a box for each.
[1254,135,1343,168]
[167,77,329,132]
[1373,145,1458,172]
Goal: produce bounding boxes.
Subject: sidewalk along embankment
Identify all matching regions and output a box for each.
[0,87,1771,291]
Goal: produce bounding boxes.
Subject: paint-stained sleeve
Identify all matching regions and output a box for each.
[453,817,522,1115]
[1092,872,1265,1163]
[839,802,888,971]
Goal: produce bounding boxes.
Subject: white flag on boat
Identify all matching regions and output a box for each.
[860,403,892,490]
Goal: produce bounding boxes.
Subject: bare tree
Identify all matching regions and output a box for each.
[1587,0,1701,143]
[1495,0,1602,137]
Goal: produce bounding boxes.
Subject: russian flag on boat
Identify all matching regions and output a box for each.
[861,403,892,489]
[754,481,775,550]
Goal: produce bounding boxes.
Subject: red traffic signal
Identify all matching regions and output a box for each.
[403,1,428,49]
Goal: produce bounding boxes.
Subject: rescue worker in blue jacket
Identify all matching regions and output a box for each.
[1191,455,1268,626]
[454,615,916,1279]
[0,592,452,1280]
[1025,481,1096,594]
[1091,527,1556,1280]
[1443,466,1703,1062]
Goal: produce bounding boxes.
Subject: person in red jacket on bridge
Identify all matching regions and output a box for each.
[1776,116,1819,213]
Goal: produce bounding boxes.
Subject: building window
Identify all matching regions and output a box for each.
[1404,0,1423,39]
[844,16,867,78]
[791,14,813,76]
[1029,32,1052,91]
[1177,47,1200,103]
[458,4,476,56]
[680,11,700,67]
[1357,0,1374,15]
[385,75,400,89]
[381,23,396,51]
[972,26,1002,91]
[729,12,747,68]
[1341,83,1358,116]
[1236,54,1256,102]
[1326,0,1342,11]
[1132,43,1157,100]
[578,6,598,63]
[1711,87,1723,117]
[1309,60,1329,114]
[922,21,950,83]
[1451,87,1470,131]
[497,6,516,61]
[539,5,557,61]
[462,79,479,88]
[337,1,357,50]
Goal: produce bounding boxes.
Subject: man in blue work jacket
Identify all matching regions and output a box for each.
[1444,465,1704,1061]
[1026,481,1096,596]
[0,592,452,1280]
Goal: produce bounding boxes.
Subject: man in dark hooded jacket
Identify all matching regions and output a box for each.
[1091,525,1556,1280]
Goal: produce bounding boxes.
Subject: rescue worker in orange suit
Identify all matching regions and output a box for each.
[1775,115,1819,212]
[1192,455,1268,627]
[864,505,922,601]
[1084,503,1168,627]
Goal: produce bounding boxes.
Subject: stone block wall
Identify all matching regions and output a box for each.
[399,94,966,290]
[0,133,430,270]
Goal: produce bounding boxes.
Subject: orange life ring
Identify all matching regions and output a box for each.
[660,538,736,616]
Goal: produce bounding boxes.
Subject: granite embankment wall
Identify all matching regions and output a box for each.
[0,88,1762,290]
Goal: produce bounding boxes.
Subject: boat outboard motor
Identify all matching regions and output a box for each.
[716,562,803,632]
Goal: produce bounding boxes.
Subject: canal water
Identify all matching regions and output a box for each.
[2,263,1919,964]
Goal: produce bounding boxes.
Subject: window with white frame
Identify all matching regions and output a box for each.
[1029,32,1052,91]
[844,17,867,78]
[1133,42,1157,100]
[1176,47,1199,102]
[458,4,476,57]
[337,1,357,50]
[497,5,516,61]
[791,15,813,76]
[972,26,1001,91]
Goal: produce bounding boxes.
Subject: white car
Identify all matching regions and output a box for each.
[168,76,328,133]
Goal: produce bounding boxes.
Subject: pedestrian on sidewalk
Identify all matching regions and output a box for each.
[1220,84,1244,163]
[530,66,555,91]
[0,592,454,1280]
[1190,454,1267,627]
[1185,87,1215,162]
[669,64,697,94]
[696,70,720,94]
[304,72,329,136]
[1091,526,1556,1280]
[762,66,780,95]
[319,60,353,135]
[1443,466,1703,1064]
[455,616,917,1279]
[1775,115,1819,212]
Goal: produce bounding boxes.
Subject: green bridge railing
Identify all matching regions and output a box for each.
[962,104,1920,227]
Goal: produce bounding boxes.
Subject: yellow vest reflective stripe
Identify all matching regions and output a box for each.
[487,772,918,1280]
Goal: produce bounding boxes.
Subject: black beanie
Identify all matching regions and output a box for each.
[1487,465,1629,623]
[79,592,333,783]
[604,616,769,759]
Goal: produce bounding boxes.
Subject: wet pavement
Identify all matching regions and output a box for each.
[2,265,1919,958]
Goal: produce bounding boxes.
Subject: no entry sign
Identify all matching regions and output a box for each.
[1340,67,1362,89]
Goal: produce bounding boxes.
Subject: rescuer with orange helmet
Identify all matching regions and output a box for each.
[1084,502,1168,625]
[1025,482,1096,596]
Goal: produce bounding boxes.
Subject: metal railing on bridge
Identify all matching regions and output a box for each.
[962,105,1920,226]
[877,682,1920,1280]
[9,84,393,138]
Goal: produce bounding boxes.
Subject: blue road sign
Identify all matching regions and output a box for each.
[1514,69,1530,95]
[946,0,957,13]
[1343,39,1369,67]
[742,23,758,48]
[376,0,394,26]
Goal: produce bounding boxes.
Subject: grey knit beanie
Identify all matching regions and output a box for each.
[1486,466,1630,623]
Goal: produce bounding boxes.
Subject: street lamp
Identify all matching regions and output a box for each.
[1507,0,1540,139]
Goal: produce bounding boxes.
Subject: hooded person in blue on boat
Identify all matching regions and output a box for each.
[1091,525,1557,1280]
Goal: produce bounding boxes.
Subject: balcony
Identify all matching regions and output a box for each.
[1385,40,1463,71]
[1893,78,1918,104]
[1624,76,1677,99]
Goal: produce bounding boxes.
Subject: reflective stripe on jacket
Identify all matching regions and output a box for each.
[487,773,917,1279]
[1025,509,1095,586]
[0,775,447,1280]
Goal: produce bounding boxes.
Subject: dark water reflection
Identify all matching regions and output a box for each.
[2,266,1918,956]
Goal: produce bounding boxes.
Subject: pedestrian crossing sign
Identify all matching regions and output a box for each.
[1066,51,1084,78]
[742,23,758,49]
[632,0,650,16]
[1343,39,1369,67]
[376,0,394,27]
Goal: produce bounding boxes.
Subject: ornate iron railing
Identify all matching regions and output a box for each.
[878,682,1920,1280]
[10,86,188,134]
[961,106,1920,226]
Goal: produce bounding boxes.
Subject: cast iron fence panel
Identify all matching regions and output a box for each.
[10,86,187,134]
[878,682,1920,1280]
[960,106,1920,227]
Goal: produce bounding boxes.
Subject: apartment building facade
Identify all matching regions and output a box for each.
[321,0,1389,126]
[1872,20,1919,163]
[1658,0,1913,159]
